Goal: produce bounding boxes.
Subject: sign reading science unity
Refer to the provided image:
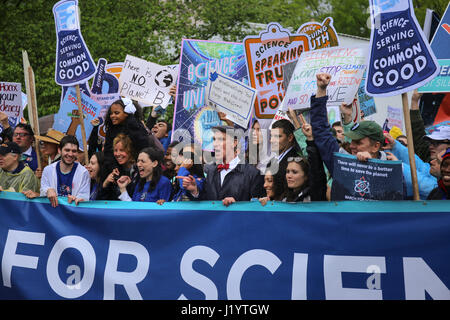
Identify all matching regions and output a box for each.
[244,23,310,119]
[366,0,439,96]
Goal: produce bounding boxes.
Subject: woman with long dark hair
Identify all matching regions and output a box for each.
[117,146,172,204]
[85,151,105,200]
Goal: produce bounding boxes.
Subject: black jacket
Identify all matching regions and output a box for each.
[427,180,450,200]
[197,162,265,201]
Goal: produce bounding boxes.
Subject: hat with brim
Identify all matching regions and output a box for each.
[35,129,65,145]
[344,121,385,143]
[424,125,450,142]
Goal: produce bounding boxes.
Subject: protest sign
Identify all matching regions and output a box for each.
[297,17,340,50]
[206,72,256,128]
[119,55,178,108]
[358,77,377,117]
[1,191,450,300]
[244,23,310,119]
[53,86,101,148]
[53,0,96,86]
[283,46,368,111]
[331,153,403,201]
[387,105,403,129]
[0,82,23,130]
[366,0,440,97]
[173,39,248,151]
[419,3,450,93]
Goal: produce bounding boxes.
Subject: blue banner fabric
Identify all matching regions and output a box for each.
[0,191,449,300]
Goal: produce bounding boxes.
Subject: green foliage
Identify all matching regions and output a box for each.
[0,0,447,120]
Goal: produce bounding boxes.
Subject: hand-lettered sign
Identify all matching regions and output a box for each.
[119,55,178,108]
[53,0,97,86]
[244,23,310,119]
[366,0,440,96]
[283,46,368,111]
[206,72,257,128]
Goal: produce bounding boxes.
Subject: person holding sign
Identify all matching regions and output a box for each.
[180,125,264,206]
[103,98,157,175]
[309,73,406,200]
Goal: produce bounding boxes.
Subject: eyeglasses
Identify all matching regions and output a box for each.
[13,133,30,137]
[287,156,303,163]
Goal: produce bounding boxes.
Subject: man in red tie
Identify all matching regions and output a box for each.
[181,125,264,206]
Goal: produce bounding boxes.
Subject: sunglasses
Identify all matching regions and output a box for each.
[287,156,303,163]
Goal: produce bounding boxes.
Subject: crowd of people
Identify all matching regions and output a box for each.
[0,73,449,207]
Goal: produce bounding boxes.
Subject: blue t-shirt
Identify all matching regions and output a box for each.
[132,175,172,202]
[56,162,78,196]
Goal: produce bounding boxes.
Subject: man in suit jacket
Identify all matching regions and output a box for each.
[180,125,264,206]
[266,119,301,193]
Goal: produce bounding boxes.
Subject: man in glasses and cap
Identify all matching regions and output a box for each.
[0,141,40,194]
[179,125,265,206]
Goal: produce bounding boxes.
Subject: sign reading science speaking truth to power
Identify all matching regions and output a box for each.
[366,0,439,96]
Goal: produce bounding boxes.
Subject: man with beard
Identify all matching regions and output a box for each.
[38,135,90,207]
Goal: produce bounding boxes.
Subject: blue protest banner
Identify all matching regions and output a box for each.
[53,0,97,86]
[1,191,449,300]
[331,153,404,201]
[53,86,101,147]
[419,3,450,93]
[172,39,249,151]
[366,0,440,97]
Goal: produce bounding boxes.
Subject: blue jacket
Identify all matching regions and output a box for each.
[391,140,437,199]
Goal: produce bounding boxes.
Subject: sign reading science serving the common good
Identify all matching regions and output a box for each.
[282,46,368,111]
[366,0,439,97]
[53,0,97,86]
[206,72,257,128]
[244,23,310,119]
[119,55,178,108]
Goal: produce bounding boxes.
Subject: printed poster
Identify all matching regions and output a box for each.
[331,153,403,201]
[172,39,249,151]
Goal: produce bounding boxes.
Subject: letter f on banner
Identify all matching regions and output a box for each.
[365,0,440,97]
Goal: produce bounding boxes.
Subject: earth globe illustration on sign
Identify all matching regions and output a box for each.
[154,70,173,87]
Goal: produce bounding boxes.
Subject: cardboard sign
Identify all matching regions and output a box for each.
[172,39,248,151]
[387,105,403,129]
[419,3,450,93]
[366,0,439,96]
[119,55,177,108]
[53,87,101,147]
[283,46,368,111]
[358,77,377,117]
[244,23,310,119]
[331,153,403,201]
[53,0,97,86]
[0,82,23,120]
[206,72,256,128]
[297,17,340,50]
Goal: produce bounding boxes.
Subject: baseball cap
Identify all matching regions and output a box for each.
[424,125,450,142]
[344,121,385,143]
[0,141,22,156]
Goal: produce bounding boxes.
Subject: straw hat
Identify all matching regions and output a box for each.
[35,128,65,145]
